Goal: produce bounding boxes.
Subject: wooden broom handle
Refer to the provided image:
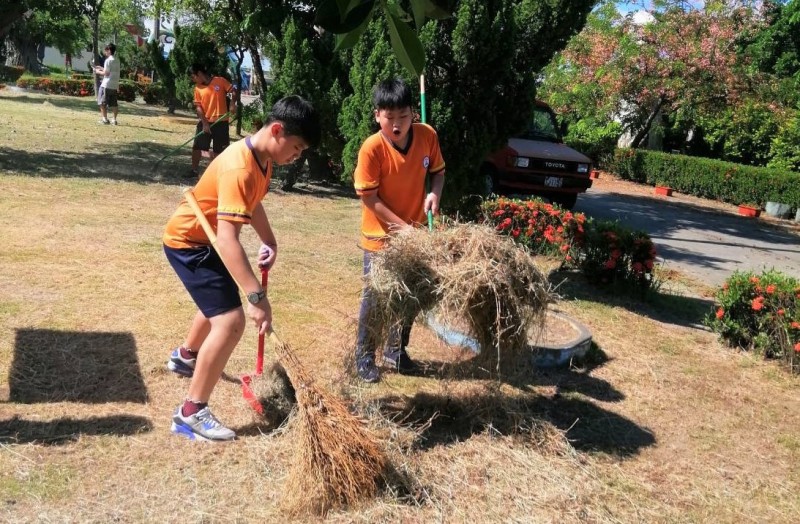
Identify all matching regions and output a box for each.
[182,188,282,343]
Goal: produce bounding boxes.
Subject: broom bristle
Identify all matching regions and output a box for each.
[248,362,296,424]
[272,338,387,515]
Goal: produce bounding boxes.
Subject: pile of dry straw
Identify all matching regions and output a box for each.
[367,223,553,375]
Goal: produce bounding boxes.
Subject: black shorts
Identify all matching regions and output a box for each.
[163,244,241,318]
[97,87,118,107]
[192,120,230,154]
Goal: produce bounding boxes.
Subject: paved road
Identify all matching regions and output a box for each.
[574,189,800,287]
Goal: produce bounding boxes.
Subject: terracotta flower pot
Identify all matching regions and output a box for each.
[738,205,761,218]
[655,186,673,197]
[589,169,600,180]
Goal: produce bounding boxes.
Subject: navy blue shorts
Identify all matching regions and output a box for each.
[164,244,241,318]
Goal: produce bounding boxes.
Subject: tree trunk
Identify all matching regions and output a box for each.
[233,47,245,136]
[248,44,269,105]
[5,37,42,73]
[630,96,667,149]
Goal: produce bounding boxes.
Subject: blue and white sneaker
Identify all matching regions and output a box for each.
[171,406,236,442]
[167,347,195,377]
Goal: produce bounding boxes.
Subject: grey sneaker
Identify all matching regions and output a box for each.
[98,118,110,125]
[167,347,195,377]
[171,406,235,441]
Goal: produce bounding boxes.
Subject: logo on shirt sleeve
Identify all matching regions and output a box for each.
[423,156,430,169]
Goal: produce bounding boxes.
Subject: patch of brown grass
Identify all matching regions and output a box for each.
[1,92,800,523]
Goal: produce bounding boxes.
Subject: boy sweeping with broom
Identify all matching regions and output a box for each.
[353,78,446,383]
[163,95,320,441]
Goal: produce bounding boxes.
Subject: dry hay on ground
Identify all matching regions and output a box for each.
[367,223,553,376]
[248,362,296,425]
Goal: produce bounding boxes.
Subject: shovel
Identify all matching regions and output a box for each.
[241,267,268,414]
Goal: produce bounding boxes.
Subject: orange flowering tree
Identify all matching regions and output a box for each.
[706,269,800,372]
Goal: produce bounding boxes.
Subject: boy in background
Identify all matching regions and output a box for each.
[163,96,320,441]
[353,78,446,383]
[94,43,120,125]
[188,63,236,178]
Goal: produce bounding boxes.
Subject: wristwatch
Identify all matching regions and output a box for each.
[246,290,266,304]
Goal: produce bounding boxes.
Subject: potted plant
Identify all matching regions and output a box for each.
[738,203,761,217]
[654,185,673,197]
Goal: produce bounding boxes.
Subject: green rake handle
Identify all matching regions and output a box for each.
[153,112,233,168]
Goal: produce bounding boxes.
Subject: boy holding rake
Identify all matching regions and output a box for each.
[353,78,446,383]
[163,96,320,441]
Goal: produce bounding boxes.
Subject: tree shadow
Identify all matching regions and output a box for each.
[2,93,175,118]
[0,415,153,445]
[549,269,715,330]
[8,329,149,404]
[376,388,655,456]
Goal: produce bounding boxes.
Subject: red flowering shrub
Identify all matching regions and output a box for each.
[705,269,800,373]
[480,197,585,262]
[579,221,657,292]
[16,75,138,101]
[481,197,658,293]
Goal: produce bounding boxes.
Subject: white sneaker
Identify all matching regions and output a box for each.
[111,119,117,126]
[171,406,235,442]
[98,118,110,125]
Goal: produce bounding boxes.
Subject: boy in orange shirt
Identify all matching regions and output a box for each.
[353,78,446,383]
[188,63,236,178]
[163,95,320,441]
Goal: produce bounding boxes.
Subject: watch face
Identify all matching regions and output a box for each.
[247,292,260,304]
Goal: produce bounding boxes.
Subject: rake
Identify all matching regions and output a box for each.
[150,112,233,174]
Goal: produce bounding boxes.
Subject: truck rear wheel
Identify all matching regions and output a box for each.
[551,193,578,210]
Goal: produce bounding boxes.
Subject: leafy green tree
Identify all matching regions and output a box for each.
[338,16,405,181]
[425,0,595,206]
[768,109,800,171]
[167,23,229,109]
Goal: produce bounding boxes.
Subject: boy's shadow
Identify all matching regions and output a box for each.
[376,384,654,456]
[399,343,624,404]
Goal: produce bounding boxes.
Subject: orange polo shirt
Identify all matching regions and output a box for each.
[193,76,233,122]
[354,123,445,251]
[163,137,272,249]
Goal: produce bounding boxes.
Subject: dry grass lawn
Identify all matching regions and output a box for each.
[1,89,799,523]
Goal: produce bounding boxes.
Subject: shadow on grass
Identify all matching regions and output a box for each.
[3,93,167,118]
[0,415,153,445]
[9,329,149,404]
[549,269,714,329]
[377,387,655,457]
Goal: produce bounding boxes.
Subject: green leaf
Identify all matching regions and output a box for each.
[334,10,374,51]
[385,10,425,77]
[422,0,451,20]
[316,0,375,33]
[409,0,426,30]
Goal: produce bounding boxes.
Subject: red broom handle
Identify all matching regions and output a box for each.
[256,268,268,374]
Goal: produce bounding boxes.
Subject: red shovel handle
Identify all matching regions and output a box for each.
[256,267,268,375]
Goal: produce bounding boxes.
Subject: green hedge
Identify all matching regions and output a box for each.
[607,148,800,209]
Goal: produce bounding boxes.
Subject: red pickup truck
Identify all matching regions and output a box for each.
[482,101,593,209]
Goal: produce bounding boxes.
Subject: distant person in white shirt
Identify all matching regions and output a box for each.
[94,43,121,125]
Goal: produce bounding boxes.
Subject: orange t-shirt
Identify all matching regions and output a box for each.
[193,76,233,122]
[354,123,445,251]
[163,138,272,249]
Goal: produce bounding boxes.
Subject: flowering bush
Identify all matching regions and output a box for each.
[480,197,585,262]
[16,76,138,101]
[705,269,800,372]
[481,197,658,293]
[579,221,658,292]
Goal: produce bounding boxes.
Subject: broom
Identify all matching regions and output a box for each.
[182,188,387,514]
